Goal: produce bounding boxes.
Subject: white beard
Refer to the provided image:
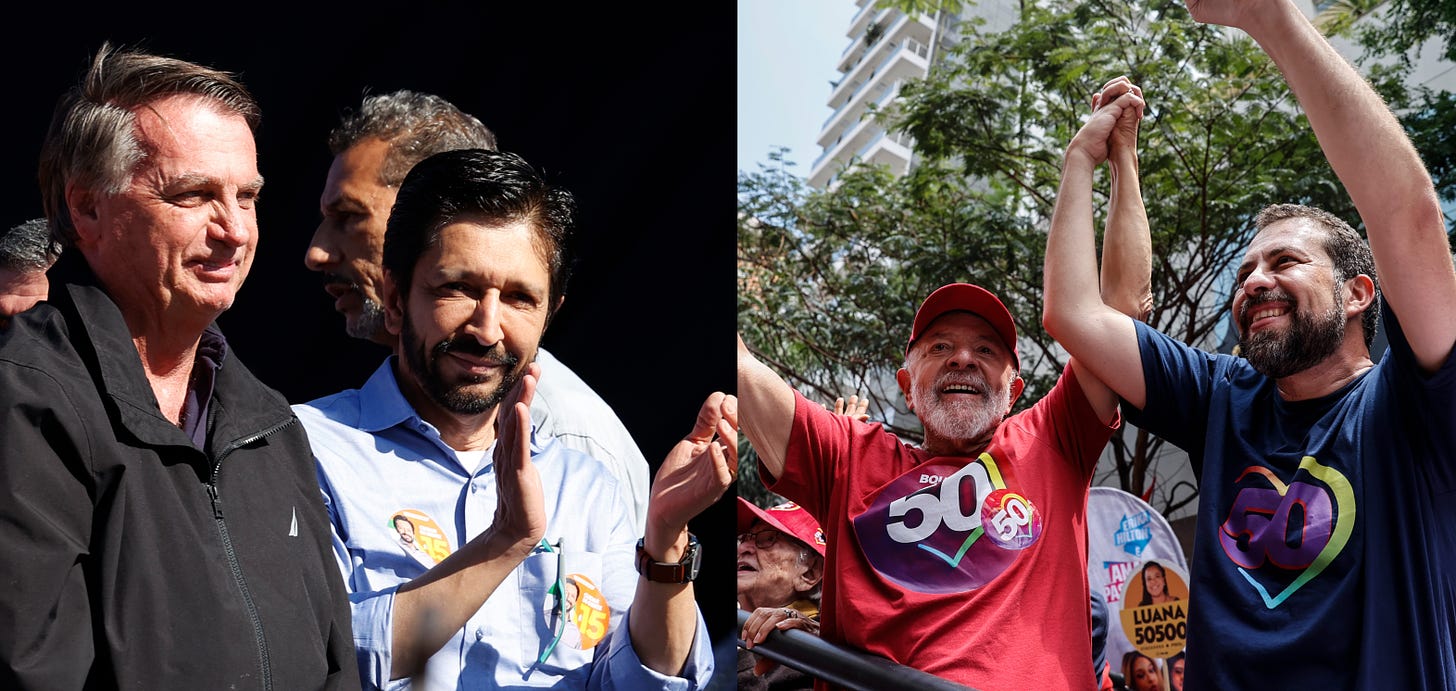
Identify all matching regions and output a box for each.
[912,373,1010,443]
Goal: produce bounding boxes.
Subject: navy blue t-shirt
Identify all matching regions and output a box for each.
[1126,305,1456,690]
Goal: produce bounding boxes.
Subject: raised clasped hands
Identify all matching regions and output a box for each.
[1068,75,1146,169]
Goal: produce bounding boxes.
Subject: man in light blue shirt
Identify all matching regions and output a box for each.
[305,89,652,531]
[297,148,734,690]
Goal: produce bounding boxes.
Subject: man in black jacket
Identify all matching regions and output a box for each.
[0,42,359,689]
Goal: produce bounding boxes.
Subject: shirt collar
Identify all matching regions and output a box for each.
[355,356,548,455]
[354,356,420,433]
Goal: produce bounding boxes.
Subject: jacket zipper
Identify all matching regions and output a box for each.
[206,416,298,691]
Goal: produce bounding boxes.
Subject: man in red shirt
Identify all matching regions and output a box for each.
[737,77,1148,690]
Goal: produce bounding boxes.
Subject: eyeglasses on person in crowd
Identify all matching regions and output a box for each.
[737,529,782,550]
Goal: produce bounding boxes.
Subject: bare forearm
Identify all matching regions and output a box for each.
[737,335,795,480]
[1244,2,1437,229]
[1046,154,1107,329]
[1102,147,1153,321]
[390,531,532,679]
[1239,0,1455,367]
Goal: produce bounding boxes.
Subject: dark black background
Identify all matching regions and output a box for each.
[0,3,737,672]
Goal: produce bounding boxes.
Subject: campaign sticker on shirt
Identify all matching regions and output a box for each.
[1118,559,1190,659]
[562,573,610,650]
[979,489,1041,550]
[389,509,451,566]
[851,454,1038,594]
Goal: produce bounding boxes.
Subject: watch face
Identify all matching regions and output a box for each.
[636,535,702,583]
[685,540,702,580]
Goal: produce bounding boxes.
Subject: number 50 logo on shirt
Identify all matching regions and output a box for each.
[853,454,1042,593]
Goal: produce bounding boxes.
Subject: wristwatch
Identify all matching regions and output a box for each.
[635,533,701,583]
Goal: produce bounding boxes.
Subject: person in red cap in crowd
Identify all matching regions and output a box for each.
[736,497,827,691]
[735,77,1150,691]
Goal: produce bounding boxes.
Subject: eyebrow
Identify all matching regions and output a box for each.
[170,173,266,195]
[322,192,370,214]
[1237,244,1306,275]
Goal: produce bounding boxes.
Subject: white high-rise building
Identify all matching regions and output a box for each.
[808,0,1017,190]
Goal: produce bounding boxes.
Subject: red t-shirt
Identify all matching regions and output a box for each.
[768,367,1117,690]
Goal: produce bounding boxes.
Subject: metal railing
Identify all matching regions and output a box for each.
[735,609,980,691]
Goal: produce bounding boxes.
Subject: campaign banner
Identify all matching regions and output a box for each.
[1087,487,1189,690]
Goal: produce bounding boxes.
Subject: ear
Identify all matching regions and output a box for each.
[796,555,823,592]
[381,269,406,337]
[1006,376,1026,413]
[1342,274,1375,319]
[65,181,102,244]
[895,367,913,412]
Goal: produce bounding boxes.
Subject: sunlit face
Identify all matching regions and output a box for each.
[1232,219,1348,379]
[736,519,813,611]
[75,95,261,327]
[1131,656,1161,691]
[307,137,395,344]
[901,312,1017,445]
[390,219,551,420]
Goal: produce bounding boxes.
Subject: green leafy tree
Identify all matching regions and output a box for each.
[1350,0,1456,65]
[739,0,1446,516]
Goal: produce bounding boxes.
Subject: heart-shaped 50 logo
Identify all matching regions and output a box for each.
[1218,456,1355,609]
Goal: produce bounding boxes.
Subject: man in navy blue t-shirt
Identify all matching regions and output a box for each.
[1042,0,1456,688]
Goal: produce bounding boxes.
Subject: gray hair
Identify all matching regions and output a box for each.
[328,89,498,188]
[0,218,59,272]
[38,42,260,249]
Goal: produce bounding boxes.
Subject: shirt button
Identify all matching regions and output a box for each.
[474,629,484,641]
[470,484,478,494]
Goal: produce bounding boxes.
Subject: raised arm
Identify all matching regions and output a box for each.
[1066,76,1154,422]
[1044,89,1150,410]
[1189,0,1456,369]
[628,392,736,675]
[737,333,798,480]
[1099,76,1154,324]
[386,364,547,679]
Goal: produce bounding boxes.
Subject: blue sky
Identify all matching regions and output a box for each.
[737,1,859,177]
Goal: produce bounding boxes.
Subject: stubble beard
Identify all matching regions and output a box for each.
[348,297,388,341]
[400,307,522,415]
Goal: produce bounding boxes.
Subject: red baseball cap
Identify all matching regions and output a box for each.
[737,497,826,557]
[905,283,1020,371]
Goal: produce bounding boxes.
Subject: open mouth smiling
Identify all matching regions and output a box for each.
[941,383,984,396]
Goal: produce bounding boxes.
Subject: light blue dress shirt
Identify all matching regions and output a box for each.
[532,347,650,533]
[294,358,712,690]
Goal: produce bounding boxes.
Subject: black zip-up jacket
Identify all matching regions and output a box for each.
[0,277,359,690]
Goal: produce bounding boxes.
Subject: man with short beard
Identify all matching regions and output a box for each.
[737,281,1127,690]
[737,76,1149,691]
[306,89,652,532]
[1043,0,1456,687]
[295,149,734,689]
